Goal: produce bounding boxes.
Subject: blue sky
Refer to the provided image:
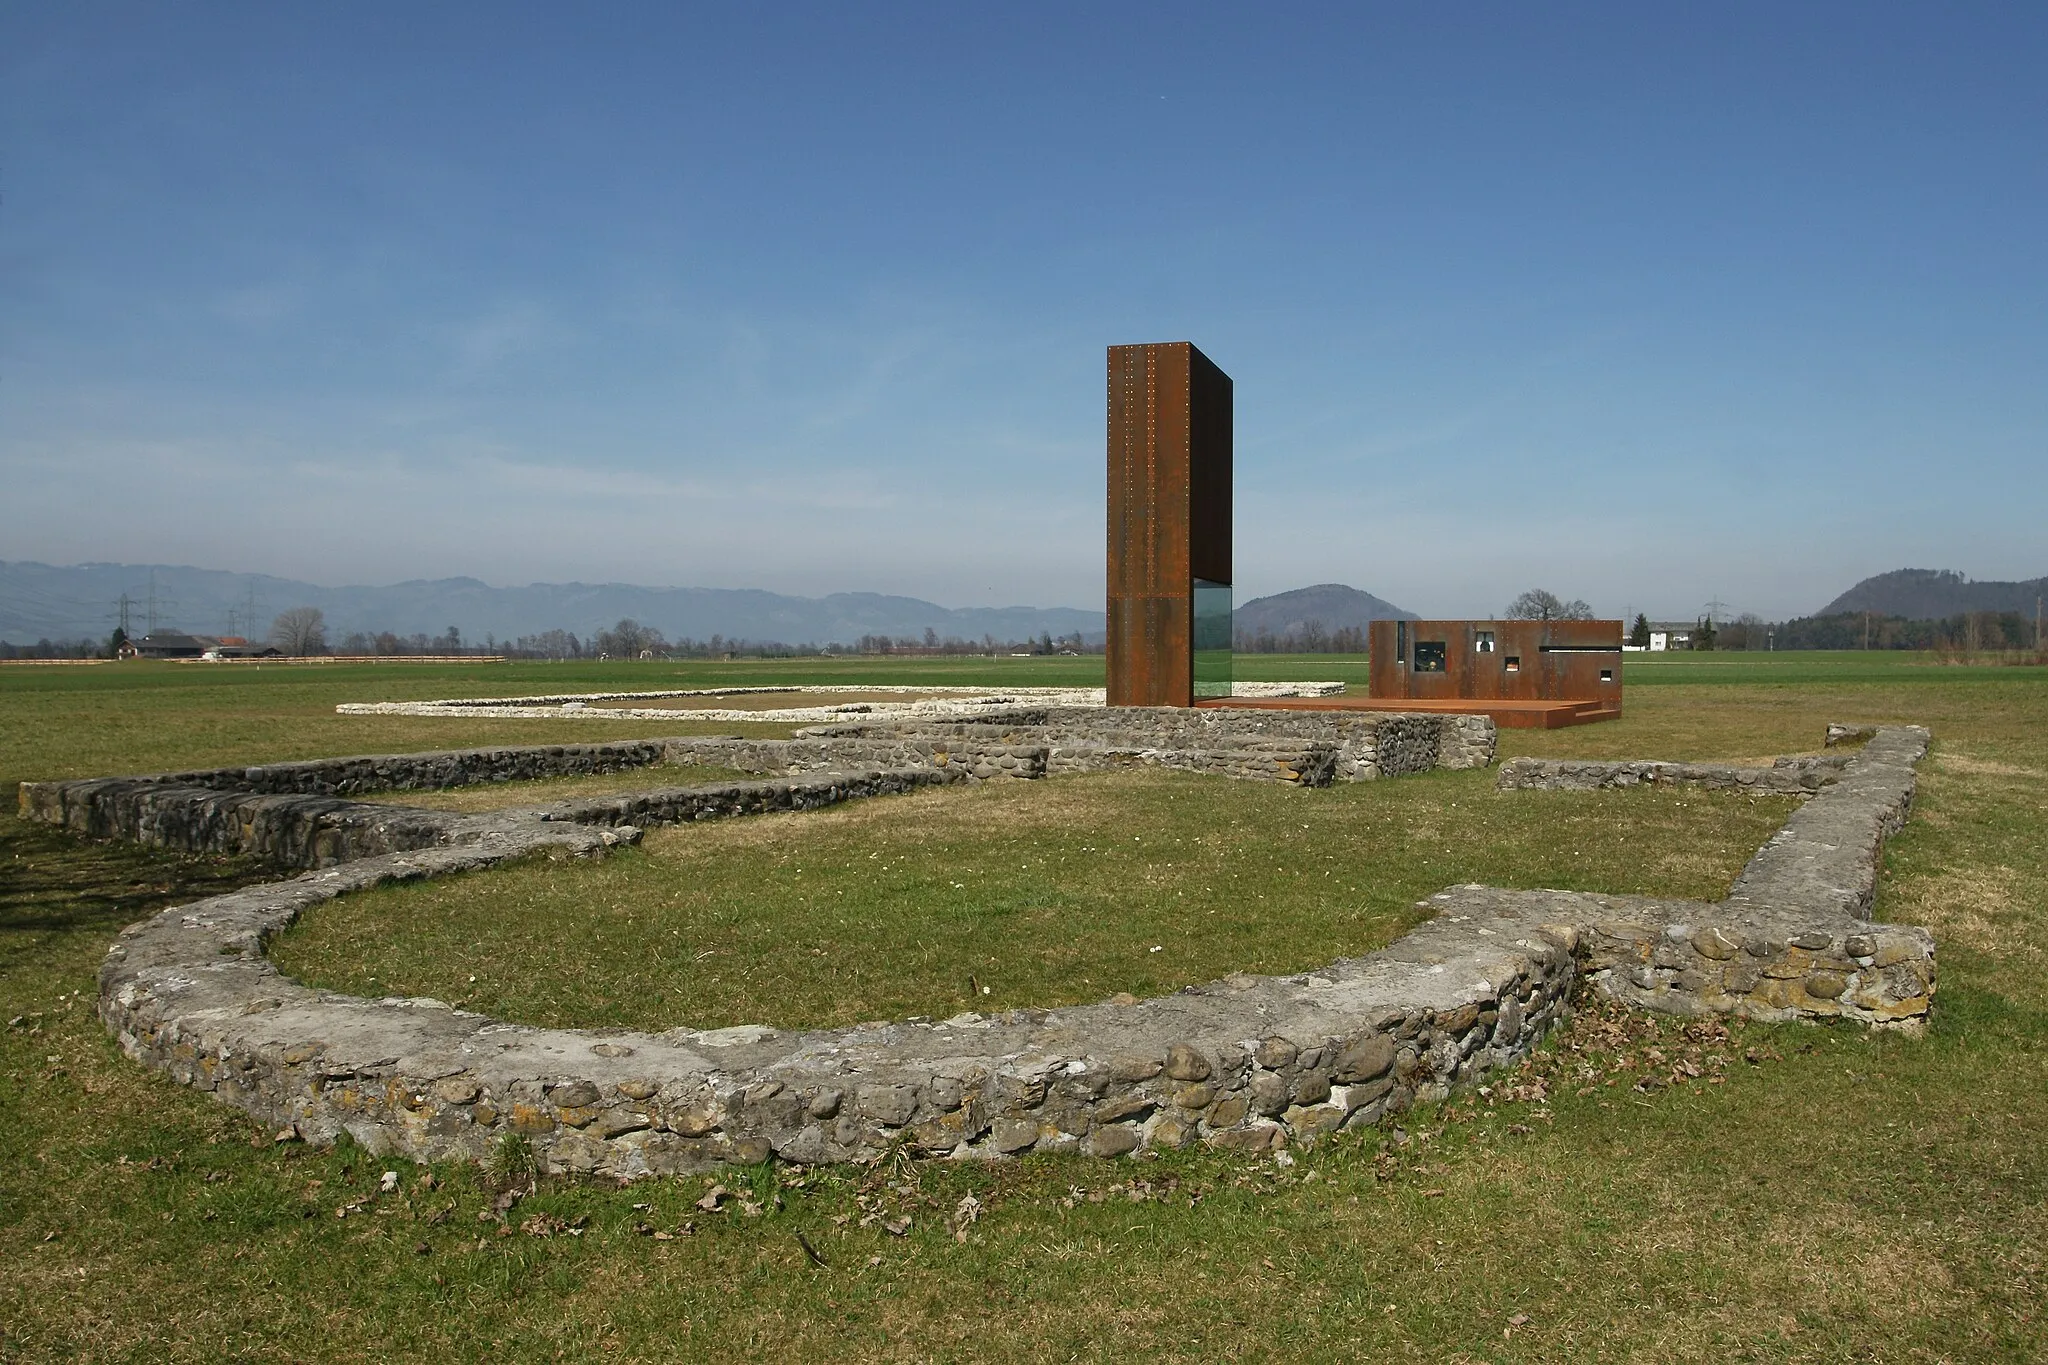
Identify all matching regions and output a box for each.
[3,3,2043,620]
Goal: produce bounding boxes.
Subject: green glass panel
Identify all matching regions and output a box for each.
[1193,579,1232,699]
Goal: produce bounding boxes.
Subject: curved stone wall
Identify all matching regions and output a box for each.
[21,719,1936,1176]
[94,846,1581,1174]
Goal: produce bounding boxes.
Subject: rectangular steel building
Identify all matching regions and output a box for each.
[1367,618,1624,723]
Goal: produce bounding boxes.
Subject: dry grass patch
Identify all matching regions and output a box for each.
[1932,752,2048,780]
[1889,858,2045,976]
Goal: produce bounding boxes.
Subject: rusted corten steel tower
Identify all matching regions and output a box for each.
[1106,342,1232,707]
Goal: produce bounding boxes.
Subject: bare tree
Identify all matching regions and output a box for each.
[270,607,327,656]
[595,618,666,658]
[515,628,581,660]
[1503,589,1593,621]
[1720,612,1766,650]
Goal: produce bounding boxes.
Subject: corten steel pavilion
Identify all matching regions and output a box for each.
[1363,618,1622,728]
[1104,341,1621,728]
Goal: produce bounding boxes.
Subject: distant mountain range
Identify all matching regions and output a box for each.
[1231,583,1416,638]
[0,561,1104,648]
[3,561,1430,651]
[17,560,2040,648]
[1816,569,2048,620]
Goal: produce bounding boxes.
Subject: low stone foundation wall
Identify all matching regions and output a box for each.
[1583,913,1930,1025]
[17,708,1496,871]
[19,766,965,870]
[1048,742,1340,786]
[1496,754,1848,794]
[30,723,1936,1177]
[683,732,1344,787]
[97,849,1580,1174]
[1478,726,1934,1025]
[21,778,470,868]
[71,740,680,798]
[531,767,962,832]
[807,706,1496,783]
[45,736,1057,805]
[1722,726,1925,923]
[661,737,1052,783]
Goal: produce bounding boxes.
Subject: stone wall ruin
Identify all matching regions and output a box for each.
[16,711,1936,1177]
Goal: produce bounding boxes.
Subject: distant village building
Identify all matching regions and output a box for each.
[132,632,210,659]
[1622,624,1695,653]
[132,632,282,660]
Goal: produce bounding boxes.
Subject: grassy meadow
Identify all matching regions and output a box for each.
[3,652,2045,1361]
[278,769,1793,1032]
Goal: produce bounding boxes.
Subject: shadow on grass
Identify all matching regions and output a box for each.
[1920,977,2048,1050]
[0,814,271,975]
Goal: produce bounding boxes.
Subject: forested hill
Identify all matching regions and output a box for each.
[1233,584,1416,638]
[1818,569,2048,619]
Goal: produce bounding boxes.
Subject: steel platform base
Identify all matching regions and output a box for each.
[1194,695,1621,729]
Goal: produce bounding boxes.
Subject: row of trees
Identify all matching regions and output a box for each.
[308,609,491,657]
[1768,610,2041,653]
[295,616,1095,660]
[1503,588,1595,621]
[1623,609,2045,654]
[1236,623,1370,653]
[15,592,2038,661]
[332,629,479,656]
[307,605,2048,660]
[0,637,104,659]
[846,629,1090,656]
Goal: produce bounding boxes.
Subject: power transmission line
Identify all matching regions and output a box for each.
[143,570,178,635]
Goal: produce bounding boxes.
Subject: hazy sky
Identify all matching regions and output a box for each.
[4,4,2043,620]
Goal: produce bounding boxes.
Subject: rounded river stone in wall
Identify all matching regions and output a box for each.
[1333,1034,1396,1084]
[1164,1043,1212,1082]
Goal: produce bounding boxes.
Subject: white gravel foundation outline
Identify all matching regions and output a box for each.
[336,682,1346,726]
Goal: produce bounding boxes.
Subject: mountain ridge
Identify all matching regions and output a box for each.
[1816,569,2048,620]
[0,561,1104,647]
[1232,583,1417,640]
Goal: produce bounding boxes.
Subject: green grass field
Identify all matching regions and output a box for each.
[278,770,1793,1032]
[4,653,2045,1361]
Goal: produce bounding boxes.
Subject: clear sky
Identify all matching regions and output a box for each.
[4,3,2043,620]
